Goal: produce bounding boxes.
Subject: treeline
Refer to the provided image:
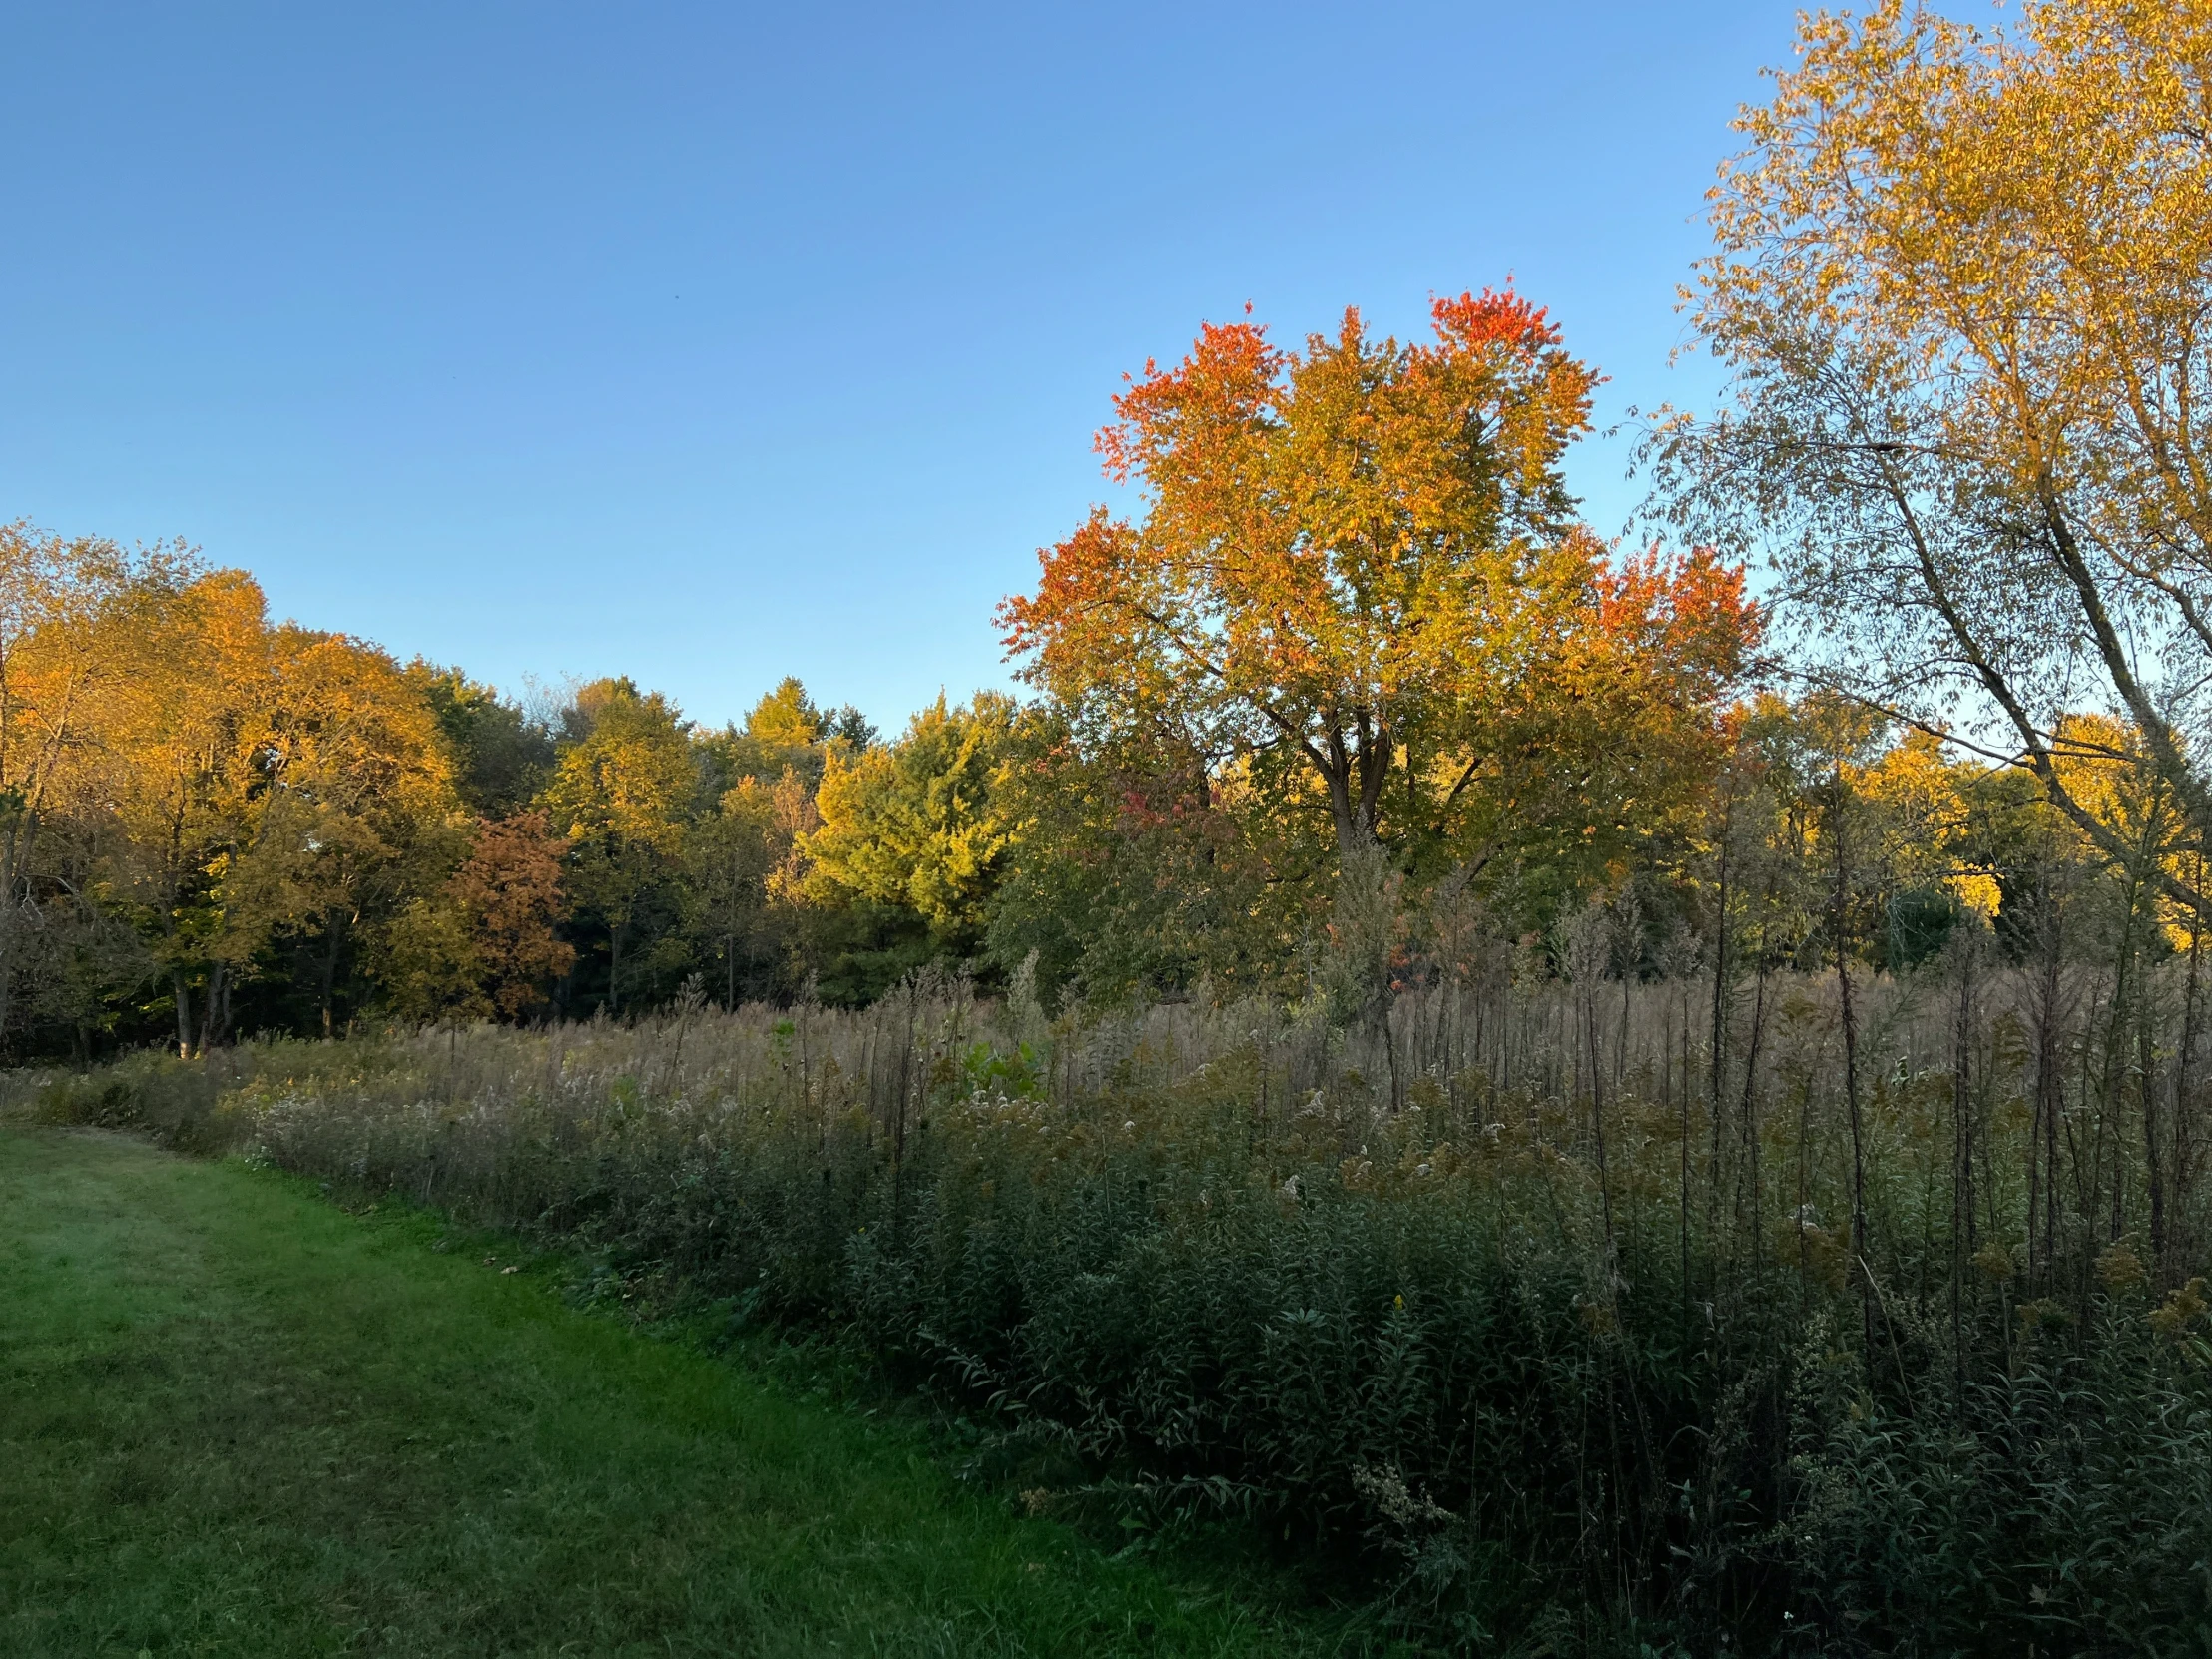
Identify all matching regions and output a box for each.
[0,284,1765,1060]
[0,520,974,1052]
[0,519,1729,1059]
[16,496,2185,1102]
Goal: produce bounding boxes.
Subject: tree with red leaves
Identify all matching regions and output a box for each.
[1000,292,1755,888]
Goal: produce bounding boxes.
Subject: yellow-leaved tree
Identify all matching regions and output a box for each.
[1657,0,2212,912]
[796,692,1019,943]
[0,526,197,1046]
[537,678,696,1013]
[99,564,274,1053]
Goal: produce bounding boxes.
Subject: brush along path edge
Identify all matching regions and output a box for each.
[0,1125,1308,1658]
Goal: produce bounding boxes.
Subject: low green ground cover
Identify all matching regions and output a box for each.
[0,1124,1330,1658]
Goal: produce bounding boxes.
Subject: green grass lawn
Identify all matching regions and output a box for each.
[0,1125,1332,1658]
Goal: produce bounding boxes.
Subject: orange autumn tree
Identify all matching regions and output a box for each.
[999,292,1753,887]
[1460,541,1757,884]
[454,812,576,1019]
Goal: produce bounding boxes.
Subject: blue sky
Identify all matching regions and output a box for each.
[1,1,1802,732]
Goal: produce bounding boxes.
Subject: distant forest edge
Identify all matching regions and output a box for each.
[3,282,1759,1060]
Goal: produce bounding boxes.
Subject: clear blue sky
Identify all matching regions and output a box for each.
[1,1,1802,733]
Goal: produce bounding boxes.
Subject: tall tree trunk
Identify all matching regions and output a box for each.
[607,917,623,1016]
[198,959,228,1055]
[2145,1006,2167,1280]
[2180,862,2204,1271]
[319,915,344,1039]
[173,967,194,1060]
[2035,882,2065,1292]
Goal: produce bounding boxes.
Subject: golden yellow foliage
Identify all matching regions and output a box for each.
[797,695,1017,935]
[1693,0,2212,909]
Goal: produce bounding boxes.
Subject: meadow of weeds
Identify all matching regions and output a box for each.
[21,935,2212,1655]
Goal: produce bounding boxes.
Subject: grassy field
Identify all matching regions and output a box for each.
[0,1124,1333,1658]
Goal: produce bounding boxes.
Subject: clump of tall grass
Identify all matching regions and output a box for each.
[15,950,2212,1655]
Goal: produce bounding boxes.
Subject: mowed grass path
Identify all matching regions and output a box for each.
[0,1126,1321,1658]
